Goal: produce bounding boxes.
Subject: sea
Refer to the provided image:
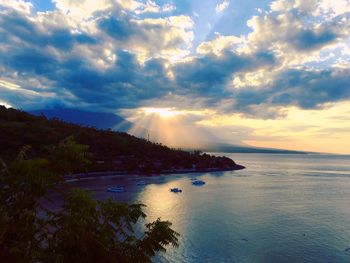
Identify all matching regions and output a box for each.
[71,153,350,263]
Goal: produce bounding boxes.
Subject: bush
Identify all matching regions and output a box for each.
[0,138,179,262]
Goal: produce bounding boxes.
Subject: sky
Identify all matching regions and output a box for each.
[0,0,350,153]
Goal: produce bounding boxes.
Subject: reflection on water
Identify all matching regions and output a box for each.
[139,154,350,263]
[72,153,350,262]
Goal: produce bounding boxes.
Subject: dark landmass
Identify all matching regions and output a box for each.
[197,142,309,154]
[0,106,245,175]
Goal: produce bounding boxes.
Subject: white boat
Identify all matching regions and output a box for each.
[170,187,182,193]
[192,180,205,186]
[107,186,126,193]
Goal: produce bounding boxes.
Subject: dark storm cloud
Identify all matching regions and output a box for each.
[54,51,171,108]
[97,13,189,51]
[232,68,350,114]
[98,16,135,40]
[1,38,172,109]
[0,3,350,117]
[291,29,337,51]
[269,69,350,108]
[0,9,172,110]
[5,48,57,74]
[173,50,276,100]
[0,11,96,51]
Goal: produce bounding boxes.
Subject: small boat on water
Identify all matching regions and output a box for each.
[107,186,126,193]
[136,180,147,185]
[170,188,182,193]
[192,180,205,186]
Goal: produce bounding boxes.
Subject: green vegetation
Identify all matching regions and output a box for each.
[0,138,179,262]
[0,106,244,174]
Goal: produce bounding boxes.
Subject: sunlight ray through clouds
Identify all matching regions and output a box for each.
[0,79,22,91]
[142,107,183,119]
[1,0,350,153]
[123,107,217,148]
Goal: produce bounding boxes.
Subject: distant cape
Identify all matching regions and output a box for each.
[198,142,308,154]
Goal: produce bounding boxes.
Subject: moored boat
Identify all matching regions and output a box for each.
[170,188,182,193]
[192,180,205,186]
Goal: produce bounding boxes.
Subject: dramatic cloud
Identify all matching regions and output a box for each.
[0,0,349,118]
[246,6,350,58]
[231,68,350,116]
[97,14,194,60]
[0,1,192,110]
[173,50,276,106]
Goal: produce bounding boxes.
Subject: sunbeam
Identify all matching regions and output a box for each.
[122,107,218,149]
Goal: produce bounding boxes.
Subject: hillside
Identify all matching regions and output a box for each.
[0,106,244,174]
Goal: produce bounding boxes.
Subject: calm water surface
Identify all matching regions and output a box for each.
[74,153,350,262]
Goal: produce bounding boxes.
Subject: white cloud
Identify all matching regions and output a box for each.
[341,45,350,55]
[244,0,350,68]
[232,69,275,89]
[197,34,243,55]
[216,0,230,13]
[0,0,33,14]
[52,0,111,19]
[134,1,176,14]
[317,0,350,18]
[270,0,293,12]
[270,0,318,14]
[294,0,318,13]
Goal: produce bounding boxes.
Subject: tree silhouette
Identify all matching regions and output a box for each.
[0,138,179,262]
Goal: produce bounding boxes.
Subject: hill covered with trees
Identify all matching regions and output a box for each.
[0,105,244,175]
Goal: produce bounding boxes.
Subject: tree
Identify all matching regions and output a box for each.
[0,138,179,262]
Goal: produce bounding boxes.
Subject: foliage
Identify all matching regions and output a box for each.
[48,136,92,174]
[0,138,179,262]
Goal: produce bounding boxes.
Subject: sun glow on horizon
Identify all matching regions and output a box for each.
[142,107,182,119]
[121,107,217,148]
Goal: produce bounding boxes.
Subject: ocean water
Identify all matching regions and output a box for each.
[72,153,350,262]
[136,153,350,263]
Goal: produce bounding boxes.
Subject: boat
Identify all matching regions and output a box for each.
[170,188,182,193]
[192,180,205,186]
[190,177,198,181]
[136,180,147,185]
[107,186,126,193]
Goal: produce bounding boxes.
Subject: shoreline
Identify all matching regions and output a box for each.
[65,165,245,182]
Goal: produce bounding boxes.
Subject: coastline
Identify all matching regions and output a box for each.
[65,164,245,182]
